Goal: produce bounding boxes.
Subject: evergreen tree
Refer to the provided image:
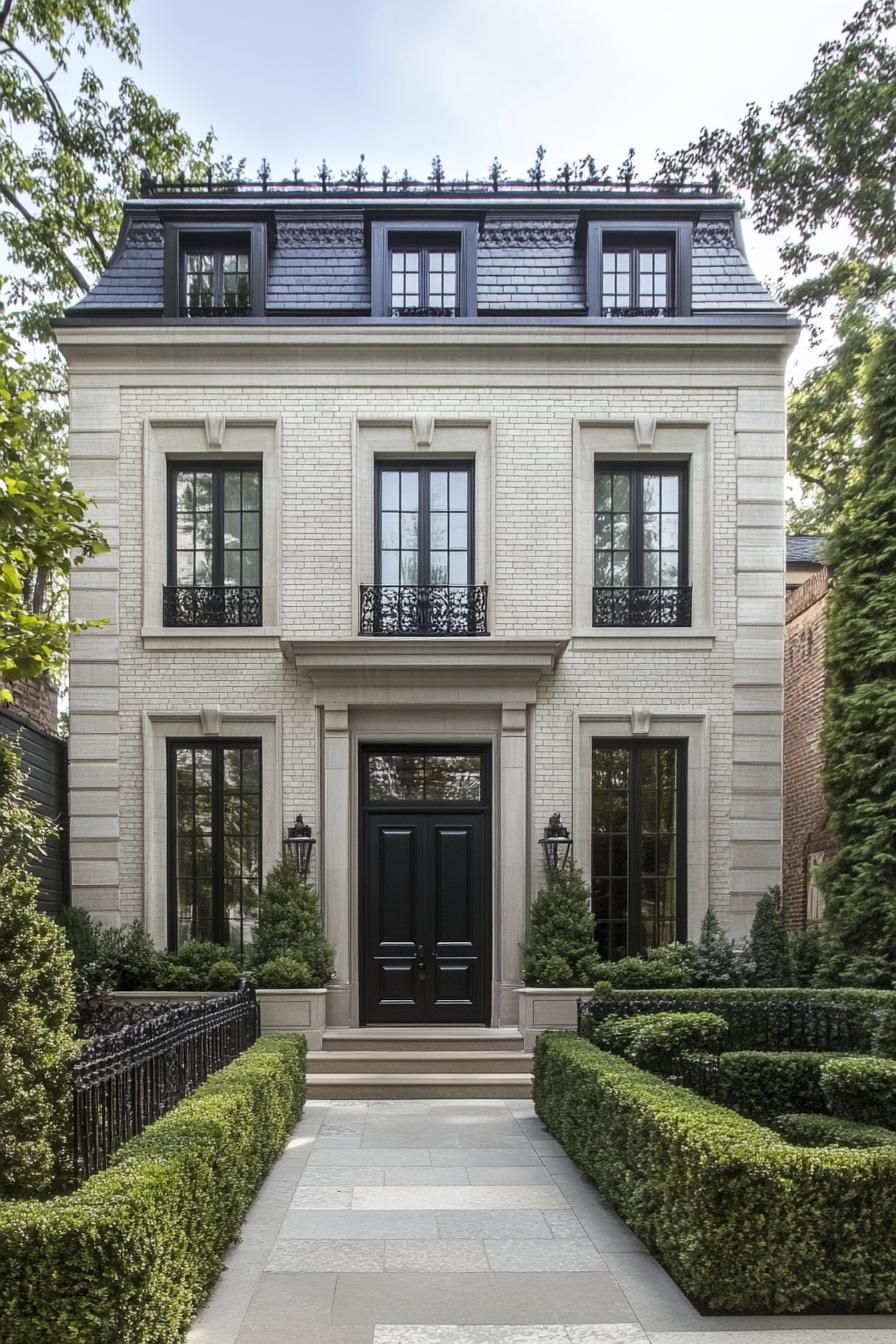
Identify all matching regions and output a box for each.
[818,323,896,986]
[253,856,335,987]
[692,907,745,986]
[746,886,793,986]
[0,738,78,1196]
[522,864,603,987]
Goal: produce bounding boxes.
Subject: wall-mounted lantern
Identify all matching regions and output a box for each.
[284,814,315,879]
[538,812,572,875]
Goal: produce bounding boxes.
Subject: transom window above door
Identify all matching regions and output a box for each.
[390,247,458,316]
[366,750,483,802]
[164,461,261,627]
[593,462,691,627]
[361,461,488,636]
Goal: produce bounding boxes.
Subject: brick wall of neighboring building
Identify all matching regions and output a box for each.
[1,674,59,737]
[783,567,838,928]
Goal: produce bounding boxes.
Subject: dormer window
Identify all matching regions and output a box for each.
[163,221,266,318]
[586,221,692,318]
[390,245,458,317]
[183,246,249,316]
[371,220,477,318]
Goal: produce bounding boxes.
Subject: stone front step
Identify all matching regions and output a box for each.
[306,1071,533,1100]
[322,1027,527,1054]
[308,1049,533,1077]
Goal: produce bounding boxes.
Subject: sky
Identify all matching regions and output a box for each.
[95,0,855,377]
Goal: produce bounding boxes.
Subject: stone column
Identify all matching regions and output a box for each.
[322,704,351,1026]
[498,702,528,1025]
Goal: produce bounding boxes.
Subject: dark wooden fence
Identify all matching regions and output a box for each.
[72,984,261,1183]
[0,709,68,914]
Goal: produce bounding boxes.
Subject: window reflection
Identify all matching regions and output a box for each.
[367,751,482,801]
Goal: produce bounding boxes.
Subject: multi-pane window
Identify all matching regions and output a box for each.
[165,463,261,626]
[390,247,458,316]
[593,462,689,626]
[591,742,685,960]
[602,243,672,315]
[377,463,471,587]
[182,248,250,315]
[168,740,261,956]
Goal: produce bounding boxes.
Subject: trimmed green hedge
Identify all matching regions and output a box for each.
[534,1031,896,1312]
[774,1112,896,1149]
[581,986,893,1051]
[0,1034,306,1344]
[821,1056,896,1129]
[587,1011,727,1074]
[684,1049,847,1119]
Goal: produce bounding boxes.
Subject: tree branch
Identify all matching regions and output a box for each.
[0,0,14,41]
[0,184,91,292]
[792,468,832,495]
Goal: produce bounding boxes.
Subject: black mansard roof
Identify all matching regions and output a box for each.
[65,175,788,323]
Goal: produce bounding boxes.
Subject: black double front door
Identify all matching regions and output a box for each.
[360,747,490,1025]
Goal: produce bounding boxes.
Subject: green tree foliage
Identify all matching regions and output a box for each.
[818,323,896,986]
[746,885,793,986]
[692,907,747,986]
[253,857,334,987]
[522,863,603,987]
[0,738,78,1196]
[0,333,108,694]
[656,0,896,530]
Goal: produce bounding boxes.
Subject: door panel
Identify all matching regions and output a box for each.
[362,806,488,1025]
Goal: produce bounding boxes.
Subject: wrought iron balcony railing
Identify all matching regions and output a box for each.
[593,585,692,628]
[390,305,460,318]
[163,585,262,627]
[601,305,676,318]
[360,584,488,636]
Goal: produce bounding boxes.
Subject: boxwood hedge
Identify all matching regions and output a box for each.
[534,1031,896,1312]
[774,1112,896,1149]
[0,1033,306,1344]
[682,1049,848,1119]
[586,1010,727,1074]
[821,1056,896,1129]
[582,986,892,1051]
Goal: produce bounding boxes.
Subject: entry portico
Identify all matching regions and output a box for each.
[285,638,567,1028]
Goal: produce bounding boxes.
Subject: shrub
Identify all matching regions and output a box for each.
[588,1010,727,1075]
[0,738,79,1198]
[522,863,602,986]
[774,1111,896,1149]
[0,1035,306,1344]
[578,986,892,1051]
[817,323,896,989]
[746,886,792,986]
[598,943,695,989]
[821,1055,896,1128]
[160,939,235,990]
[256,954,312,988]
[253,857,334,986]
[59,905,102,968]
[534,1031,896,1312]
[692,907,748,986]
[790,926,822,987]
[690,1050,845,1119]
[872,1002,896,1058]
[205,960,242,992]
[97,921,166,991]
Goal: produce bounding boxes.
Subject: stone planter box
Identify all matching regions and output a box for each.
[109,987,327,1049]
[516,986,591,1051]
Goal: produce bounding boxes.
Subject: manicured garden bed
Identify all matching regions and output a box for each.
[0,1034,306,1344]
[534,1030,896,1313]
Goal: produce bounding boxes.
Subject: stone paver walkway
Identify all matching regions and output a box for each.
[188,1099,896,1344]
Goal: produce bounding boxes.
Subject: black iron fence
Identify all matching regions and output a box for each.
[577,993,854,1053]
[359,583,489,636]
[72,983,260,1183]
[592,585,692,628]
[162,584,262,627]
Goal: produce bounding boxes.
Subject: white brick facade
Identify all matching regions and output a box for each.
[61,316,795,1027]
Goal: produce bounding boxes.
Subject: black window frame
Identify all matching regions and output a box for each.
[591,737,688,961]
[163,220,267,318]
[370,220,478,318]
[166,737,263,954]
[586,220,692,317]
[594,458,689,592]
[165,459,262,627]
[374,459,474,588]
